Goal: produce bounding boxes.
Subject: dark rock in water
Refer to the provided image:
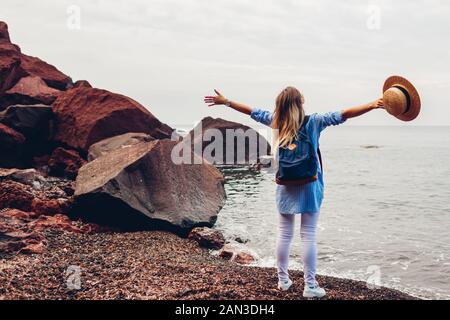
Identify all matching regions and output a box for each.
[18,54,72,91]
[53,86,174,152]
[188,227,225,250]
[0,104,53,137]
[235,236,249,244]
[188,117,271,166]
[0,76,60,109]
[73,139,226,233]
[0,123,25,167]
[48,147,86,180]
[87,132,154,161]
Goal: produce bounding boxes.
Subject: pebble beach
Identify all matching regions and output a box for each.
[0,228,417,300]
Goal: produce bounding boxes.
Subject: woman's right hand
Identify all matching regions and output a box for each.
[204,89,228,107]
[370,98,384,109]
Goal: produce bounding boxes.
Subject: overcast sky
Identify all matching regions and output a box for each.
[2,0,449,127]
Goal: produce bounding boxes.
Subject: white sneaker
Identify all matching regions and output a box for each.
[277,279,293,291]
[303,282,326,298]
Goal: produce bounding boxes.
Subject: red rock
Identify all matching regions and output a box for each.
[0,123,25,167]
[235,251,256,265]
[0,208,38,221]
[188,227,225,250]
[0,42,22,97]
[0,21,11,43]
[18,54,72,90]
[19,242,45,254]
[219,244,257,265]
[0,21,70,97]
[31,198,71,216]
[79,223,106,234]
[0,169,73,215]
[53,86,174,151]
[0,208,83,255]
[0,122,25,145]
[30,214,82,233]
[218,246,234,260]
[73,80,91,88]
[48,147,86,179]
[0,209,44,255]
[0,76,60,108]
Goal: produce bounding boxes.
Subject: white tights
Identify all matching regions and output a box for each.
[276,212,319,287]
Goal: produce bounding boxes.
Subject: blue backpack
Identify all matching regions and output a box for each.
[276,115,323,186]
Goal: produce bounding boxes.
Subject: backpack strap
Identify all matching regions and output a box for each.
[301,115,323,172]
[317,147,323,172]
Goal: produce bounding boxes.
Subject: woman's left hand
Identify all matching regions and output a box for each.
[371,98,384,109]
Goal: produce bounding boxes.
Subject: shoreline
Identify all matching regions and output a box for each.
[0,228,417,300]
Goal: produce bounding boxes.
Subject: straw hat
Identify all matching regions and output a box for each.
[383,76,421,122]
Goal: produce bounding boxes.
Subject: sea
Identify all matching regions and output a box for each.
[179,126,450,300]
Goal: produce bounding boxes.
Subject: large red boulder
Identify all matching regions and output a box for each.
[73,139,226,233]
[0,41,22,97]
[0,76,60,109]
[18,54,72,90]
[53,86,174,152]
[0,21,71,96]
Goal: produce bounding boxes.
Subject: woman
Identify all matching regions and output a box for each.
[204,87,384,298]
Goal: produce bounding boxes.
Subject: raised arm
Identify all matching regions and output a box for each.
[342,98,384,120]
[204,89,252,115]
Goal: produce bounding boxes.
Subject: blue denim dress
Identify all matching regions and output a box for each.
[250,108,346,214]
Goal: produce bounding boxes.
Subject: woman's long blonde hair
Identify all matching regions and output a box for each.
[272,86,305,152]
